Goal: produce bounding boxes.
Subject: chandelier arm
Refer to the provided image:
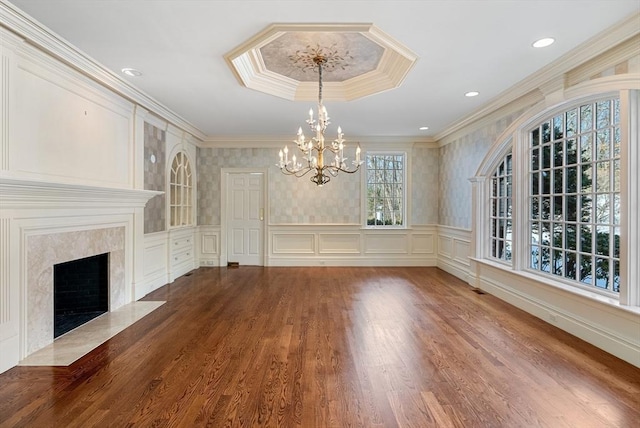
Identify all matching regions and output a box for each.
[323,165,362,175]
[280,166,316,178]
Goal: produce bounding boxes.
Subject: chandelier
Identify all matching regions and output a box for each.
[277,45,362,186]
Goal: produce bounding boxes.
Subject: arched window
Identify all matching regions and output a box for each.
[528,98,620,292]
[169,151,193,227]
[473,83,638,306]
[489,151,513,264]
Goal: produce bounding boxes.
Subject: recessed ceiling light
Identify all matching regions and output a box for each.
[419,126,429,131]
[465,91,479,97]
[532,37,555,48]
[121,68,142,77]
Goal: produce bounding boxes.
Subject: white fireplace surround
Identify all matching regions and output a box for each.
[26,226,125,354]
[0,177,161,366]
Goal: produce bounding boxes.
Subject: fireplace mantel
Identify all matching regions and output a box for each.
[0,177,162,209]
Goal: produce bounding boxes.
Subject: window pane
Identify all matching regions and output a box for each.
[566,109,577,137]
[565,252,577,280]
[531,148,539,170]
[554,169,563,194]
[565,167,577,193]
[596,130,610,160]
[542,122,551,143]
[553,249,563,275]
[580,104,593,132]
[531,127,540,146]
[596,162,610,193]
[542,145,551,169]
[581,164,592,193]
[531,197,540,220]
[595,257,609,289]
[566,139,578,165]
[531,245,540,268]
[581,225,593,253]
[566,224,577,250]
[566,195,577,222]
[596,100,611,129]
[580,255,592,284]
[554,141,563,167]
[581,135,592,162]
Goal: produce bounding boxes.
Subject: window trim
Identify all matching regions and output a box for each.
[362,150,408,229]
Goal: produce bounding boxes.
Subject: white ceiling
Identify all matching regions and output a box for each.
[6,0,640,142]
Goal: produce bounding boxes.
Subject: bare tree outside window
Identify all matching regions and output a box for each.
[366,153,405,226]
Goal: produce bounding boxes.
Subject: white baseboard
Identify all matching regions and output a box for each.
[477,273,640,368]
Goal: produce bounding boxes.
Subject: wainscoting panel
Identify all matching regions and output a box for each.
[411,233,436,254]
[318,233,360,254]
[272,233,316,255]
[364,232,408,254]
[198,226,220,266]
[142,232,168,297]
[436,225,471,282]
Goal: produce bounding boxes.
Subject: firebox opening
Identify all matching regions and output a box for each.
[53,253,109,338]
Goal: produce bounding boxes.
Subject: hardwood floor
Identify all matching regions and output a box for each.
[1,267,639,427]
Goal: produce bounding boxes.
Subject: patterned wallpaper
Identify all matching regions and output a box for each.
[438,111,526,229]
[197,147,361,225]
[411,146,439,225]
[144,122,166,234]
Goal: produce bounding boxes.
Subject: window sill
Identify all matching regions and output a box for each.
[470,257,640,316]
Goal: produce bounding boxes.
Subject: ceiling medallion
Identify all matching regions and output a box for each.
[288,44,353,73]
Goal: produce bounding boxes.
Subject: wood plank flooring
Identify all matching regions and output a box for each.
[1,267,639,427]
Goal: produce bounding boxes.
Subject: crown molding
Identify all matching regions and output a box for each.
[435,11,640,143]
[566,34,640,86]
[0,1,206,141]
[199,134,435,149]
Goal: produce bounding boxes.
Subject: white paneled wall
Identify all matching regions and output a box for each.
[196,225,438,267]
[436,225,472,282]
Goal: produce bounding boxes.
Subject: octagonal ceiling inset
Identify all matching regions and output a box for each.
[224,24,418,102]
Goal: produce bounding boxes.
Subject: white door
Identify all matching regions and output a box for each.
[226,172,264,266]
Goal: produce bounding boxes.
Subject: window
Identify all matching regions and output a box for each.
[169,151,193,227]
[490,151,513,263]
[366,153,405,226]
[528,98,620,292]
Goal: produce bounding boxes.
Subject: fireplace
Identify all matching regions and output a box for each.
[53,253,109,337]
[26,226,127,355]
